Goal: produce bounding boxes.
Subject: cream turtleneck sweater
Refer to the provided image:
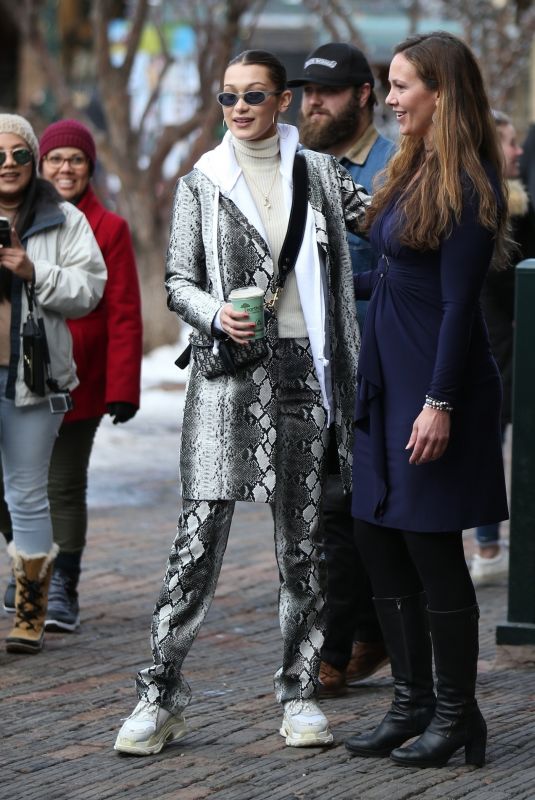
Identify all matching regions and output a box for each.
[232,134,307,339]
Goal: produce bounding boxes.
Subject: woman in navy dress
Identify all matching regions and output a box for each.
[345,32,508,769]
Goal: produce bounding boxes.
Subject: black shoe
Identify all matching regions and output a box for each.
[345,593,436,758]
[45,567,80,632]
[390,605,486,768]
[3,571,16,613]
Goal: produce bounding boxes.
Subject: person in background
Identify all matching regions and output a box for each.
[1,119,142,632]
[290,42,395,698]
[345,32,508,768]
[469,110,535,586]
[0,114,106,653]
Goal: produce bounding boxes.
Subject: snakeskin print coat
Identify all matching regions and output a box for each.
[165,125,367,503]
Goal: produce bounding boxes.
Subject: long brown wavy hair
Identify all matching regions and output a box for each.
[367,32,508,261]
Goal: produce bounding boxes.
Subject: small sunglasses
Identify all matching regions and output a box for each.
[0,148,33,167]
[216,90,281,107]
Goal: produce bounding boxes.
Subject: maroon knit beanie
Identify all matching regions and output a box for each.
[39,119,96,173]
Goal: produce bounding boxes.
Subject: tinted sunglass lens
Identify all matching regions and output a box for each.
[14,149,32,165]
[217,93,237,107]
[244,92,267,105]
[217,91,271,106]
[0,149,32,166]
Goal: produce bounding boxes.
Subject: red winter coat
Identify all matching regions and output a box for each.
[64,186,142,422]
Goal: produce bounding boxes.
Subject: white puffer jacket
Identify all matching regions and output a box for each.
[11,195,107,406]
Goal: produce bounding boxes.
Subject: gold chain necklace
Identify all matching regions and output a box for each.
[245,160,280,211]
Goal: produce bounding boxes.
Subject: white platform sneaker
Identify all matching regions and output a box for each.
[470,546,509,587]
[114,700,187,755]
[280,699,334,747]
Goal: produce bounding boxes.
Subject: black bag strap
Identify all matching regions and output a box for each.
[23,275,36,314]
[266,151,309,311]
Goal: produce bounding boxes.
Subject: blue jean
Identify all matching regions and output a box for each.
[474,521,500,546]
[0,368,63,554]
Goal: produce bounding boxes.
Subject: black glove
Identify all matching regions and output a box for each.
[106,402,138,425]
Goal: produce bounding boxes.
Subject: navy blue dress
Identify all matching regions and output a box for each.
[351,174,509,532]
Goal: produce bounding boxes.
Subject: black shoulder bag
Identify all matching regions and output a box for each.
[176,152,309,378]
[22,278,74,412]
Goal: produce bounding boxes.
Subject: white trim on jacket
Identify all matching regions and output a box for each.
[194,124,334,423]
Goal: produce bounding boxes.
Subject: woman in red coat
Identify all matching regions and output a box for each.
[34,120,142,630]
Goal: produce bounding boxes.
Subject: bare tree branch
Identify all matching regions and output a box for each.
[440,0,535,111]
[328,0,369,50]
[301,0,369,53]
[92,0,112,78]
[121,0,150,81]
[301,0,343,40]
[137,20,175,134]
[6,0,79,117]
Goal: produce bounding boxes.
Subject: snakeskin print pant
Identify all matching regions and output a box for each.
[136,338,330,713]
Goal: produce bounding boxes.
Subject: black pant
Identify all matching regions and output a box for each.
[353,519,476,612]
[320,436,383,671]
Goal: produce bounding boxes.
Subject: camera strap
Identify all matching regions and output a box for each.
[23,277,62,393]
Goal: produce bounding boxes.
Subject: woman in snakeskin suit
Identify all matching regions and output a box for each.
[115,50,368,756]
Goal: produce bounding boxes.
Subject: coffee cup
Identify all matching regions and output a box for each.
[228,287,265,340]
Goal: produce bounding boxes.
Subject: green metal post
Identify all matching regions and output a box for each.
[496,259,535,646]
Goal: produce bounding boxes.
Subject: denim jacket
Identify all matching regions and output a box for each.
[340,129,396,328]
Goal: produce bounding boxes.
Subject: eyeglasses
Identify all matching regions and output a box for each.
[216,90,281,107]
[42,154,88,169]
[0,148,33,167]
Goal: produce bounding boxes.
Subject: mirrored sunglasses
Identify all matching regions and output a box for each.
[0,148,33,167]
[216,90,281,107]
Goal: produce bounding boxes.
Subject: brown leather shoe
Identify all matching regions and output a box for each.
[317,660,347,697]
[346,641,389,685]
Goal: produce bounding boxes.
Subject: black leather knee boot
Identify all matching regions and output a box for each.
[390,605,486,768]
[345,593,436,757]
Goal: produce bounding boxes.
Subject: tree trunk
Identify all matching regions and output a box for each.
[114,177,179,352]
[137,247,181,353]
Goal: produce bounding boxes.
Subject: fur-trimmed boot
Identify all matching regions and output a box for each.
[6,542,58,654]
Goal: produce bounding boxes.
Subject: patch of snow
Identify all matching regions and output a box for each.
[88,340,188,508]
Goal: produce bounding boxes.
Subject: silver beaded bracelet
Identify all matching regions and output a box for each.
[424,395,453,413]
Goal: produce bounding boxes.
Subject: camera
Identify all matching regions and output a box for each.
[49,392,74,415]
[0,217,11,248]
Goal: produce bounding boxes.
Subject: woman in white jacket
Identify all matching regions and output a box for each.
[114,50,367,755]
[0,114,106,654]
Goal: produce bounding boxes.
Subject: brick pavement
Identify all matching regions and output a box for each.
[1,393,534,800]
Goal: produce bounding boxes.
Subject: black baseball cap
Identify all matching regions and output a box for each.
[288,42,375,88]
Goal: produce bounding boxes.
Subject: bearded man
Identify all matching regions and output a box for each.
[289,43,396,698]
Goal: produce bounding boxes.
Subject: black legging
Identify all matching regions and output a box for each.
[353,519,476,612]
